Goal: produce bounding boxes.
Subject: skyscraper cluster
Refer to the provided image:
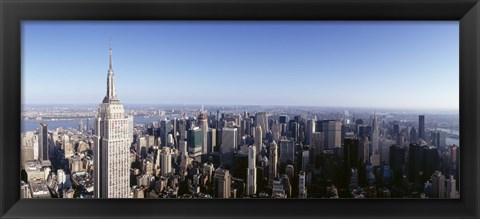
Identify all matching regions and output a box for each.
[19,43,460,199]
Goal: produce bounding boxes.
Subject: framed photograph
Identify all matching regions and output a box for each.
[1,0,479,218]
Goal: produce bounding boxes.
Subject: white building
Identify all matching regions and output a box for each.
[160,147,172,176]
[255,112,268,138]
[94,41,131,198]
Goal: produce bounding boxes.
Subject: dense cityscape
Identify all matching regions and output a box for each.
[20,43,459,199]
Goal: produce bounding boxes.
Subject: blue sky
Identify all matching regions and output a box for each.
[22,21,459,110]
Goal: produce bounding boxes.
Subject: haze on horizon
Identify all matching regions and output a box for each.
[22,21,459,111]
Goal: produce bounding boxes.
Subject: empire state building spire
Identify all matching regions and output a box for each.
[103,39,119,103]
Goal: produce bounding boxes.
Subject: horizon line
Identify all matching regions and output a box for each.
[22,103,460,111]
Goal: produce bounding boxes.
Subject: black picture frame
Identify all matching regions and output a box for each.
[1,0,479,218]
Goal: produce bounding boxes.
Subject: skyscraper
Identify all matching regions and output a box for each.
[214,168,231,198]
[254,125,263,154]
[268,141,278,188]
[38,122,51,167]
[305,119,315,145]
[431,171,446,198]
[187,127,203,160]
[198,111,208,155]
[323,120,341,149]
[410,126,418,144]
[312,132,324,156]
[371,115,379,154]
[207,128,217,154]
[419,115,425,140]
[279,138,295,167]
[221,127,237,166]
[255,112,268,138]
[247,145,256,196]
[446,175,457,198]
[94,41,131,198]
[160,147,172,176]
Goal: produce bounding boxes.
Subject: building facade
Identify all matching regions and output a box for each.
[94,42,131,198]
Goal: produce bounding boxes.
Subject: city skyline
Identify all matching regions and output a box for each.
[19,43,460,199]
[22,21,459,110]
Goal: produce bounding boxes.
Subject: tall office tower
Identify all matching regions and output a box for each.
[389,145,405,184]
[446,175,457,198]
[268,141,278,188]
[290,122,299,141]
[301,150,309,171]
[393,122,400,135]
[431,171,446,198]
[221,127,237,166]
[424,146,440,180]
[396,133,404,147]
[279,138,295,167]
[160,147,172,176]
[305,119,315,145]
[160,119,172,147]
[38,123,51,167]
[344,139,360,172]
[187,127,203,161]
[255,125,263,154]
[255,112,268,138]
[419,115,425,140]
[247,145,257,196]
[371,115,379,154]
[312,132,324,156]
[94,42,131,198]
[408,144,425,186]
[323,120,341,149]
[409,127,418,144]
[171,118,178,146]
[270,123,281,143]
[360,137,370,163]
[177,119,186,144]
[214,168,231,198]
[198,112,208,154]
[279,115,288,124]
[207,128,217,154]
[298,171,307,198]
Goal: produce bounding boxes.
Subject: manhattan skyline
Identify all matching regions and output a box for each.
[22,21,459,110]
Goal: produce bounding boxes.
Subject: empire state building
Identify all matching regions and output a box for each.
[94,41,131,198]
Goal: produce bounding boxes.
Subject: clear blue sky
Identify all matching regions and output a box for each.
[22,21,459,110]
